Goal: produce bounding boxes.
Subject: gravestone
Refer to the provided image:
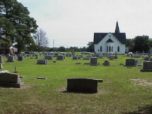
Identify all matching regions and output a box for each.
[7,55,14,62]
[57,55,64,60]
[67,78,103,93]
[96,53,103,58]
[127,52,133,57]
[144,56,150,61]
[83,56,90,60]
[90,57,98,66]
[72,56,78,60]
[133,54,141,58]
[108,53,118,60]
[136,59,142,66]
[45,55,53,60]
[103,60,110,66]
[125,59,137,67]
[66,53,72,57]
[0,71,21,88]
[141,61,152,72]
[18,55,23,61]
[37,59,47,64]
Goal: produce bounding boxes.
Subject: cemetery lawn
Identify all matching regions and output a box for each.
[1,55,152,114]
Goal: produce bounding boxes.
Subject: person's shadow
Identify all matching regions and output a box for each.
[123,105,152,114]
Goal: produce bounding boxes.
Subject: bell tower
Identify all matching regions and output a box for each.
[115,21,120,33]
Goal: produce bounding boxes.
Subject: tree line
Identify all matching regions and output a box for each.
[127,35,152,53]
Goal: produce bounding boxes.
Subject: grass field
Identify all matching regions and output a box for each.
[0,55,152,114]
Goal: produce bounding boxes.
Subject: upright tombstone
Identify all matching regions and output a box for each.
[66,53,72,57]
[103,60,110,66]
[37,59,47,64]
[67,78,103,93]
[96,53,103,58]
[141,61,152,72]
[7,55,14,62]
[136,59,142,66]
[90,57,98,66]
[73,55,81,60]
[18,55,23,61]
[125,59,137,67]
[57,55,64,60]
[83,56,90,60]
[72,56,78,60]
[108,54,114,60]
[133,54,141,58]
[45,55,53,60]
[108,53,117,60]
[0,71,21,88]
[144,56,150,61]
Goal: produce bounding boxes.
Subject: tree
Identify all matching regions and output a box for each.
[34,28,48,47]
[126,39,134,52]
[149,39,152,48]
[58,46,66,52]
[87,42,94,52]
[0,0,38,53]
[133,35,150,52]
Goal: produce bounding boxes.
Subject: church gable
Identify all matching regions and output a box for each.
[94,32,126,45]
[93,22,126,54]
[99,33,121,45]
[94,22,126,45]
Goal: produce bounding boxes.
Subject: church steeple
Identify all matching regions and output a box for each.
[115,21,120,33]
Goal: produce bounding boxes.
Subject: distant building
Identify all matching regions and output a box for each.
[94,22,126,54]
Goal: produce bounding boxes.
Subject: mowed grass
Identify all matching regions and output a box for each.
[0,55,152,114]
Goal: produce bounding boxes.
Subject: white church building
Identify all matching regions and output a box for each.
[94,22,126,54]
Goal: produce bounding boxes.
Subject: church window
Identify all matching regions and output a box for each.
[112,46,113,52]
[109,46,111,52]
[100,46,102,52]
[117,46,120,52]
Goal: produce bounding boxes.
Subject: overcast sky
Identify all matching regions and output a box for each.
[18,0,152,47]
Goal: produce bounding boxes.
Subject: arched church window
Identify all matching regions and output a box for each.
[112,46,113,52]
[109,46,111,52]
[100,46,102,52]
[117,46,120,52]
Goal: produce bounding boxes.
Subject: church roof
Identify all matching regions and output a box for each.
[94,32,126,44]
[94,22,126,44]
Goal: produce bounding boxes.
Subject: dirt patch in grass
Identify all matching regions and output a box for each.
[20,84,32,89]
[58,86,109,95]
[131,79,152,87]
